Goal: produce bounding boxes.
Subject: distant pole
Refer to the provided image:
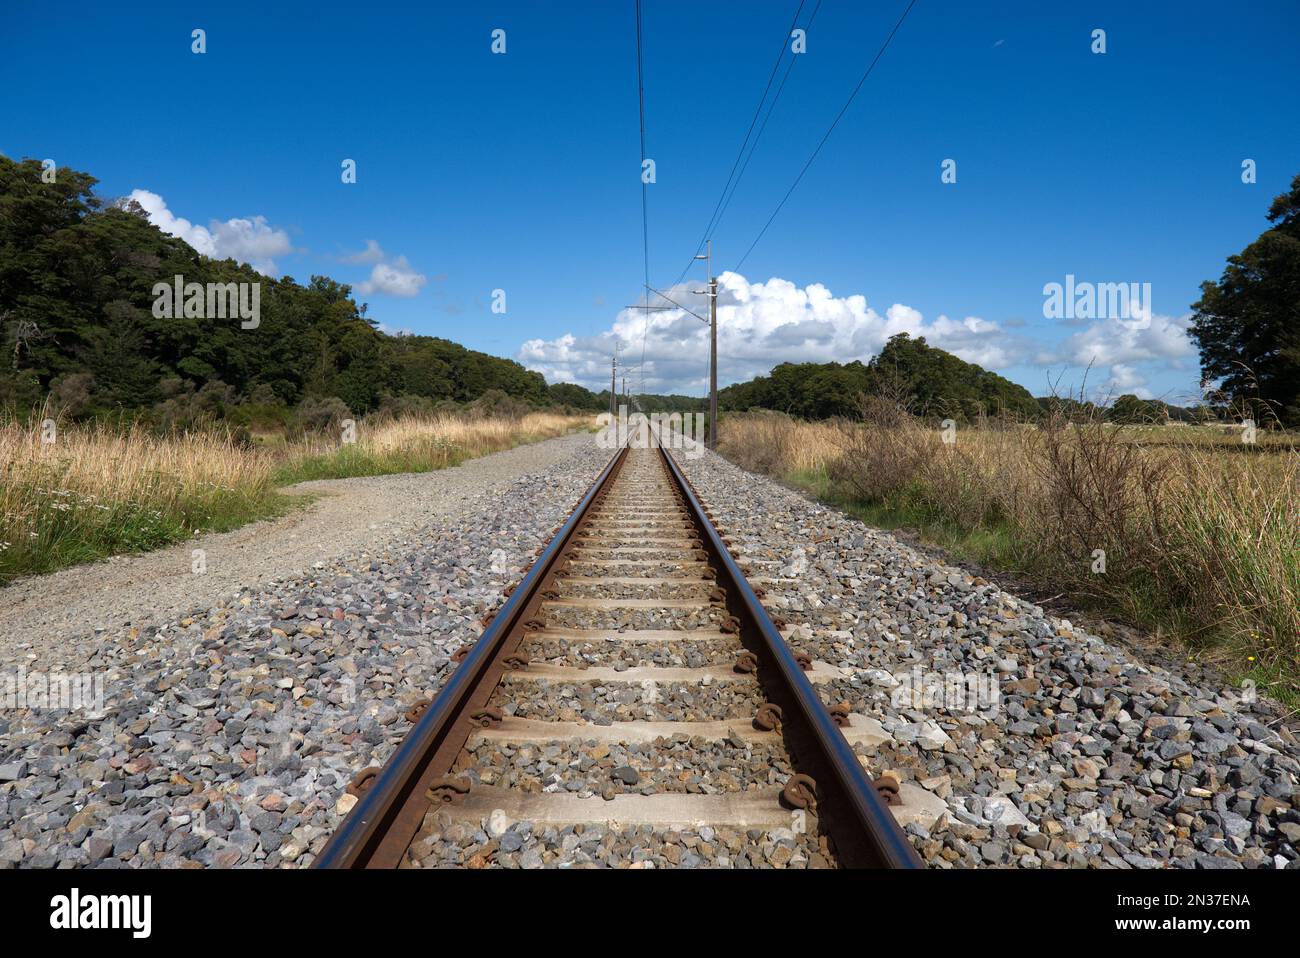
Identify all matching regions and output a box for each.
[709,272,718,450]
[610,355,617,420]
[694,240,718,450]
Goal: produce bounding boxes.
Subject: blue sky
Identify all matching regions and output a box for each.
[3,0,1298,403]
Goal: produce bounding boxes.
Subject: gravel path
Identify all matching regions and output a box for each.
[0,434,592,660]
[679,449,1300,870]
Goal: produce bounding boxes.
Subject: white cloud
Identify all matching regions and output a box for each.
[343,239,386,264]
[1053,309,1196,402]
[129,189,215,255]
[356,255,427,298]
[1103,363,1150,397]
[1062,310,1195,368]
[519,272,1030,394]
[208,217,293,273]
[128,189,292,274]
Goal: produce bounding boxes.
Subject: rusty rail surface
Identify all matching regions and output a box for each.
[658,442,921,868]
[313,444,630,868]
[315,429,921,869]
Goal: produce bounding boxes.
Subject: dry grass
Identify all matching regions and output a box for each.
[0,409,590,581]
[719,409,1300,697]
[0,417,279,579]
[274,411,585,483]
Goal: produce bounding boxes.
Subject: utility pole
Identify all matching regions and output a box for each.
[709,273,718,449]
[610,354,618,420]
[693,240,718,450]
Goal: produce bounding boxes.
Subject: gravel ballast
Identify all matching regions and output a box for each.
[405,816,830,869]
[498,679,764,724]
[456,738,795,796]
[529,637,736,669]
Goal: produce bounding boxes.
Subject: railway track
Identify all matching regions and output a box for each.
[316,430,921,869]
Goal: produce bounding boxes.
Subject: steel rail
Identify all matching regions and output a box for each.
[656,438,923,868]
[314,442,630,868]
[317,418,921,868]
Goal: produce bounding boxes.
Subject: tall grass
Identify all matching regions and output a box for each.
[0,410,589,581]
[0,417,279,579]
[719,409,1300,697]
[273,411,582,483]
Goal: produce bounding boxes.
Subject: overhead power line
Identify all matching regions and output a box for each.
[633,0,652,398]
[710,0,823,258]
[732,0,917,272]
[667,0,810,292]
[635,0,650,302]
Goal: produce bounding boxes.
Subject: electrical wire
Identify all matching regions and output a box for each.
[732,0,917,272]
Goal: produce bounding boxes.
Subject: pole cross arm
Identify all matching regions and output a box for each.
[642,284,709,324]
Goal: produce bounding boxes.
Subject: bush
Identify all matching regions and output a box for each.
[719,402,1300,693]
[377,393,439,420]
[152,378,238,431]
[296,396,353,433]
[467,388,532,420]
[50,372,95,417]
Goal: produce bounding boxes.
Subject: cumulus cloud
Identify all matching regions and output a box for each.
[519,272,1032,394]
[1053,308,1196,402]
[128,189,292,274]
[356,255,427,298]
[343,239,386,264]
[1061,310,1195,368]
[1101,363,1149,397]
[518,271,1204,402]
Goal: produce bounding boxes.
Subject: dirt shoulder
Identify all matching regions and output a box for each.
[0,433,591,658]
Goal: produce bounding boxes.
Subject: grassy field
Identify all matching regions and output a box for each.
[718,410,1300,703]
[271,411,583,483]
[0,410,588,581]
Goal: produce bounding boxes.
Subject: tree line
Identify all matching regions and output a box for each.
[722,168,1300,430]
[0,156,616,428]
[4,156,1294,430]
[719,333,1043,420]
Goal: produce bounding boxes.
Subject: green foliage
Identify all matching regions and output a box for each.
[1191,172,1300,428]
[547,382,605,410]
[872,334,1040,419]
[0,155,564,422]
[719,334,1040,420]
[627,392,708,414]
[1108,394,1164,424]
[720,361,871,418]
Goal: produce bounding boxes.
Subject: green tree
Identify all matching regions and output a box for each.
[0,155,581,422]
[1107,394,1162,424]
[1190,173,1300,427]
